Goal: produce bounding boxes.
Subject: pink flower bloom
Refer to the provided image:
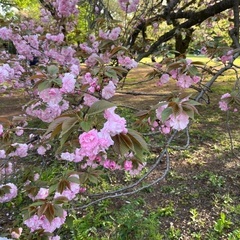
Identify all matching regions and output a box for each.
[109,27,121,40]
[54,175,80,201]
[170,69,178,79]
[15,126,24,136]
[0,183,18,203]
[169,112,189,130]
[155,103,168,120]
[83,94,99,107]
[219,100,229,111]
[70,64,80,76]
[28,187,49,201]
[160,120,171,134]
[0,150,6,158]
[49,236,60,240]
[102,81,116,99]
[103,107,128,136]
[10,143,28,158]
[11,227,23,239]
[55,0,79,17]
[158,73,170,86]
[192,76,201,84]
[129,162,146,176]
[0,27,13,40]
[103,159,118,170]
[78,129,101,159]
[46,33,65,43]
[61,152,75,162]
[221,93,231,99]
[221,50,233,64]
[177,74,193,88]
[1,162,13,175]
[34,173,40,181]
[117,56,138,69]
[24,210,67,233]
[118,0,139,13]
[124,160,133,170]
[39,88,63,105]
[37,145,47,155]
[201,47,207,55]
[61,73,76,93]
[0,124,3,136]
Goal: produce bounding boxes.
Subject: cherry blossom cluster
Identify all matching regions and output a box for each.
[219,92,239,112]
[156,59,201,89]
[0,183,18,203]
[0,2,142,238]
[118,0,140,13]
[24,210,67,234]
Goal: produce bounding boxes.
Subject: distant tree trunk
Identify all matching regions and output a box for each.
[175,29,193,57]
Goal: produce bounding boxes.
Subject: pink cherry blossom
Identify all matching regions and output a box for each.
[103,107,128,136]
[158,73,170,86]
[103,159,119,170]
[0,124,3,136]
[11,227,23,239]
[221,50,233,64]
[39,88,63,105]
[54,175,80,201]
[9,143,28,158]
[55,0,79,17]
[28,187,49,201]
[155,103,168,120]
[221,93,231,99]
[49,236,60,240]
[15,127,24,136]
[61,73,76,93]
[37,145,47,155]
[78,129,101,160]
[46,33,64,43]
[124,160,133,170]
[0,183,18,203]
[109,27,121,40]
[102,81,116,99]
[83,94,99,106]
[1,162,13,175]
[0,149,6,158]
[61,152,75,162]
[24,210,67,233]
[177,74,193,88]
[118,0,139,13]
[169,112,189,130]
[219,100,229,111]
[117,56,138,69]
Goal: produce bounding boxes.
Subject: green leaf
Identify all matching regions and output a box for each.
[87,100,115,116]
[29,200,46,207]
[105,68,118,79]
[161,107,173,122]
[38,81,51,91]
[65,216,74,228]
[127,129,148,161]
[187,100,202,106]
[68,176,80,184]
[47,65,59,75]
[188,65,199,76]
[80,121,91,131]
[60,116,78,138]
[128,129,148,151]
[54,205,64,218]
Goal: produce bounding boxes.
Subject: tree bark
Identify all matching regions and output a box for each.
[132,0,240,61]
